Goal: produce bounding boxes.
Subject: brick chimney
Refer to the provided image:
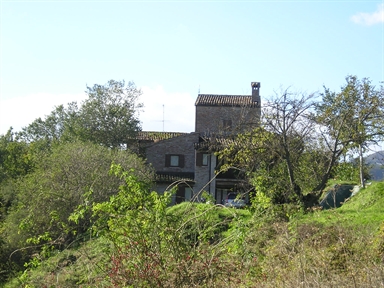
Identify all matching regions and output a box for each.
[251,82,260,104]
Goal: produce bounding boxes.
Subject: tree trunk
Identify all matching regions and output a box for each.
[313,141,344,193]
[359,143,365,188]
[283,144,302,201]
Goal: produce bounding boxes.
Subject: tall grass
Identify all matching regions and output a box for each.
[4,182,384,287]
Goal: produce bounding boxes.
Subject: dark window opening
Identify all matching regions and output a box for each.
[165,154,185,168]
[196,152,210,166]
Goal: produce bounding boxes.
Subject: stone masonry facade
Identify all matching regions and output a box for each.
[146,133,199,173]
[195,105,260,135]
[142,82,261,205]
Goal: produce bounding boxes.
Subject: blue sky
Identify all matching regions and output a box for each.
[1,1,383,142]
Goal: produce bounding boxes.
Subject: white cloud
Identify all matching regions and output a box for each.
[139,86,195,133]
[0,92,87,135]
[351,4,384,26]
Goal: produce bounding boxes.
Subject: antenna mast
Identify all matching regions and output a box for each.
[162,104,165,132]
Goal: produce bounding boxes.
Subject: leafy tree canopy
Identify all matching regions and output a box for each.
[78,80,143,148]
[218,76,384,205]
[218,89,322,205]
[17,80,143,148]
[1,140,154,270]
[316,75,384,187]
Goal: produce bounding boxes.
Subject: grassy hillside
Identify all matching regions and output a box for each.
[4,182,384,287]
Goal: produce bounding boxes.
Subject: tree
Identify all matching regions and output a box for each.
[1,141,154,270]
[0,128,36,184]
[17,80,143,149]
[219,127,296,204]
[17,103,80,144]
[262,88,317,200]
[316,76,384,188]
[218,88,322,205]
[77,80,143,148]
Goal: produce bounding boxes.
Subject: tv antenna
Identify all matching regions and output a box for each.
[151,104,171,131]
[162,104,165,132]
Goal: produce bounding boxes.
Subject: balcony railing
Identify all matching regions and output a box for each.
[155,172,195,183]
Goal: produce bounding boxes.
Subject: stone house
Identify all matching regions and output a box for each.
[142,82,261,205]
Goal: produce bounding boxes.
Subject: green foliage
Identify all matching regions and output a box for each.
[90,164,171,286]
[373,221,384,261]
[250,164,294,204]
[316,76,384,187]
[2,76,383,286]
[85,166,251,287]
[219,127,331,205]
[332,161,360,182]
[218,76,384,205]
[337,182,384,225]
[219,127,293,203]
[17,103,80,144]
[200,190,215,204]
[251,191,272,213]
[4,238,111,287]
[3,181,384,287]
[0,128,36,184]
[0,141,153,281]
[17,80,143,148]
[78,80,143,148]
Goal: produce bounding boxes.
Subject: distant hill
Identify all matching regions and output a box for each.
[365,150,384,180]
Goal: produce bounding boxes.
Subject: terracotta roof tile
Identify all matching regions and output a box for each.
[195,95,257,107]
[136,131,187,142]
[194,135,237,151]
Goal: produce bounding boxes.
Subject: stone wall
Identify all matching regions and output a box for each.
[194,153,217,196]
[145,132,199,173]
[195,105,260,133]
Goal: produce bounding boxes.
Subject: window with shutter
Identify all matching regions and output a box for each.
[197,152,209,166]
[165,154,184,167]
[202,153,209,166]
[170,155,179,167]
[185,187,192,201]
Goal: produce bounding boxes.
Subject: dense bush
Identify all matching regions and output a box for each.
[85,165,250,287]
[2,161,384,287]
[0,141,153,282]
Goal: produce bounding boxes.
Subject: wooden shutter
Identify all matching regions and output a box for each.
[196,152,203,166]
[179,155,185,168]
[165,154,171,167]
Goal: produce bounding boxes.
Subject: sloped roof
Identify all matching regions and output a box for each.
[136,131,187,142]
[194,135,238,151]
[195,94,258,107]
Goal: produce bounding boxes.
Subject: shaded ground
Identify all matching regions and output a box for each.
[320,184,358,209]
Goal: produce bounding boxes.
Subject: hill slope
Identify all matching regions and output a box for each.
[366,150,384,180]
[4,182,384,287]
